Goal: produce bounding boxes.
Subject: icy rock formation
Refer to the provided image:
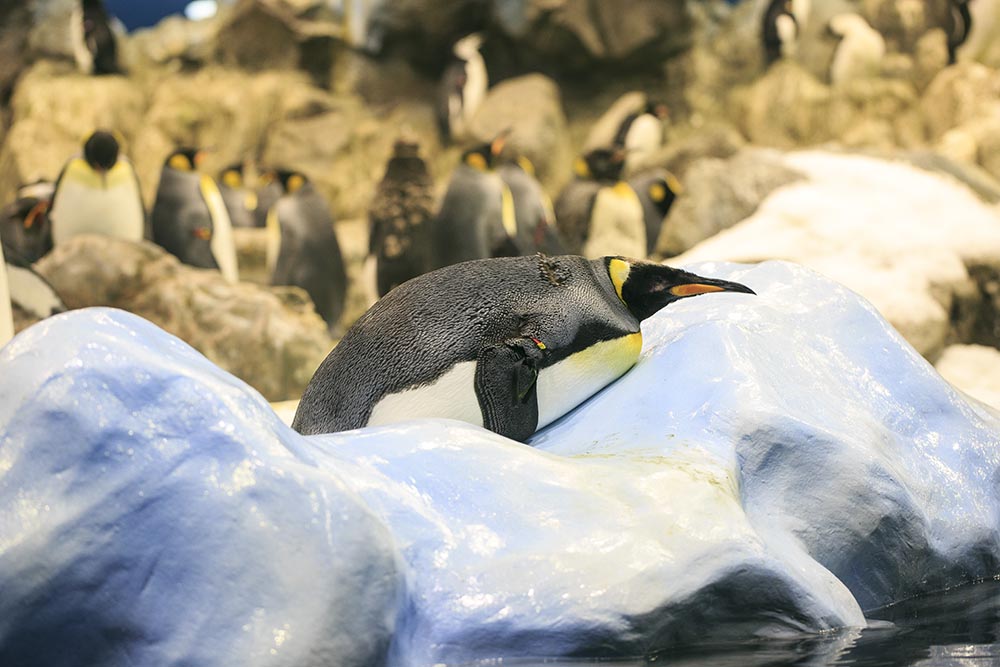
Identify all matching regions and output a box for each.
[2,261,1000,665]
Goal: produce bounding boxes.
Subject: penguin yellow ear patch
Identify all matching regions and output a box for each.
[465,153,488,171]
[222,170,242,188]
[169,154,192,171]
[288,174,305,193]
[649,183,666,202]
[517,156,536,177]
[665,172,683,195]
[608,258,631,304]
[573,157,591,178]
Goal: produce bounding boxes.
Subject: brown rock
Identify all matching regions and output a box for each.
[35,235,333,401]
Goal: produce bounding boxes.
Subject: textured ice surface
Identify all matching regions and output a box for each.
[1,260,999,666]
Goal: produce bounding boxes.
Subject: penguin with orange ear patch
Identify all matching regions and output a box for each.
[151,148,238,283]
[292,253,754,442]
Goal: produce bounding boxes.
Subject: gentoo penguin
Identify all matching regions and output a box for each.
[369,138,435,297]
[762,0,799,65]
[627,169,683,256]
[827,13,886,85]
[1,242,66,325]
[151,148,239,283]
[266,170,347,331]
[612,101,669,174]
[49,131,145,247]
[428,135,519,270]
[555,149,646,259]
[0,181,55,265]
[71,0,121,75]
[945,0,973,64]
[292,254,755,442]
[218,164,259,229]
[438,32,488,143]
[497,156,565,256]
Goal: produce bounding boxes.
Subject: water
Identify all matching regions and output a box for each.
[455,579,1000,667]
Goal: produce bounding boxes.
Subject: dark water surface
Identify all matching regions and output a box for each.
[457,578,1000,667]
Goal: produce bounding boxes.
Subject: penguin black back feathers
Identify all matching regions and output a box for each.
[266,170,348,332]
[369,139,435,297]
[74,0,121,75]
[293,254,755,442]
[151,148,239,283]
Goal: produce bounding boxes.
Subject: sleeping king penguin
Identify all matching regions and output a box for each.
[293,254,755,442]
[49,130,145,247]
[151,148,239,284]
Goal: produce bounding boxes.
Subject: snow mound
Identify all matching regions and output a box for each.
[2,260,1000,665]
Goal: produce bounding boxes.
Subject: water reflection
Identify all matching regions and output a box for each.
[453,579,1000,667]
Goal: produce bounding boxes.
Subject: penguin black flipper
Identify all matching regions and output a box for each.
[474,337,543,442]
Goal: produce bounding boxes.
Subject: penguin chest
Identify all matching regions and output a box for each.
[51,161,144,245]
[535,332,643,429]
[582,184,646,259]
[366,361,484,428]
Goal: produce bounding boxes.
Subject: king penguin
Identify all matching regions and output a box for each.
[369,138,435,297]
[49,130,145,247]
[497,156,565,256]
[612,100,669,174]
[71,0,121,75]
[151,148,239,283]
[762,0,800,65]
[555,148,646,259]
[627,169,683,256]
[1,181,55,265]
[218,163,259,229]
[438,32,488,143]
[945,0,973,64]
[292,254,755,442]
[266,170,347,332]
[428,135,519,270]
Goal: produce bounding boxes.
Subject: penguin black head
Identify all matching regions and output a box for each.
[579,148,626,182]
[648,172,683,217]
[274,169,309,194]
[462,131,509,171]
[603,257,755,322]
[165,148,204,172]
[83,131,119,172]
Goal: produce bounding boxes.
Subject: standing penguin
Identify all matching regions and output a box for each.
[0,181,55,265]
[266,170,347,332]
[612,101,669,174]
[429,135,519,270]
[369,139,435,297]
[555,148,646,259]
[71,0,121,75]
[151,148,239,284]
[292,254,755,442]
[438,33,488,143]
[762,0,800,65]
[627,169,683,256]
[1,242,66,326]
[253,171,284,229]
[497,156,565,256]
[945,0,973,64]
[218,164,259,229]
[49,131,145,248]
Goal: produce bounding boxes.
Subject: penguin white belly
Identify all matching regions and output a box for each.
[70,5,93,74]
[775,14,798,58]
[535,332,643,429]
[51,160,144,245]
[582,183,646,259]
[462,53,488,126]
[6,265,62,319]
[0,252,13,347]
[367,361,484,428]
[624,114,663,172]
[199,175,239,284]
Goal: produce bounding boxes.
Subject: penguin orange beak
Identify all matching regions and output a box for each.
[24,201,48,229]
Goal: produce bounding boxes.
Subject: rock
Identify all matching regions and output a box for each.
[233,227,270,285]
[0,308,402,667]
[33,236,333,401]
[5,261,1000,662]
[921,62,1000,141]
[730,62,835,148]
[936,344,1000,410]
[0,2,32,102]
[655,148,804,257]
[0,62,146,208]
[122,14,219,71]
[643,121,747,180]
[675,151,1000,360]
[958,0,1000,68]
[912,28,948,90]
[468,73,572,193]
